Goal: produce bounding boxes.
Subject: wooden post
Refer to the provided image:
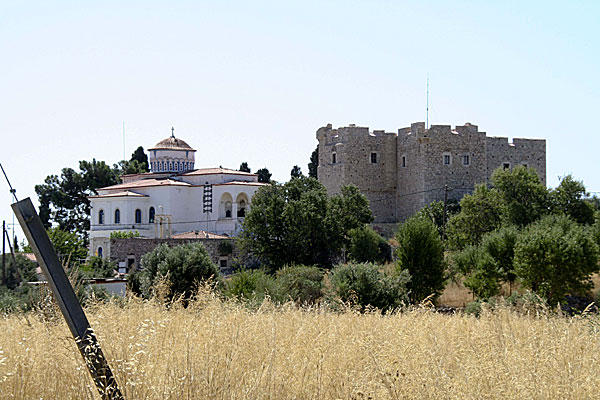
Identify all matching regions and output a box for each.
[12,198,124,400]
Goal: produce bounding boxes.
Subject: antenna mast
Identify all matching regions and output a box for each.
[426,74,429,129]
[122,121,126,161]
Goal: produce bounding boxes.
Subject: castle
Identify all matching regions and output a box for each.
[316,122,546,225]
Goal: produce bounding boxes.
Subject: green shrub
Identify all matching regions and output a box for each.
[139,243,220,300]
[275,265,323,304]
[225,269,279,303]
[464,301,482,316]
[110,230,141,239]
[328,262,410,312]
[79,256,117,278]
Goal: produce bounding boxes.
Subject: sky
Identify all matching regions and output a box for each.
[1,1,599,243]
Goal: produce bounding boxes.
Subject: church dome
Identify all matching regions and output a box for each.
[149,136,195,151]
[148,128,196,173]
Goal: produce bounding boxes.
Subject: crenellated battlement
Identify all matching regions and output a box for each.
[317,121,547,224]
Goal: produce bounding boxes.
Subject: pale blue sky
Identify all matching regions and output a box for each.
[1,1,599,241]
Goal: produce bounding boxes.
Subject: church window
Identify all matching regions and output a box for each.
[370,152,377,164]
[135,209,141,224]
[237,200,246,218]
[114,209,121,224]
[149,207,155,223]
[161,161,165,171]
[99,210,105,225]
[332,152,337,164]
[178,161,181,171]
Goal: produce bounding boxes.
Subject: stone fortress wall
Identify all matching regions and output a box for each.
[317,122,546,224]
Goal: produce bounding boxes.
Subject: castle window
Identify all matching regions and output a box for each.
[370,152,377,164]
[402,155,407,168]
[332,153,337,164]
[98,210,105,225]
[114,209,121,224]
[503,162,510,170]
[135,209,142,224]
[443,153,452,166]
[462,155,470,166]
[149,207,155,223]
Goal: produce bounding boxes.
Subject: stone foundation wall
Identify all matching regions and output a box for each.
[108,237,238,273]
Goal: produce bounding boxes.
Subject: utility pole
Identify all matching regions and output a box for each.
[442,185,448,239]
[2,220,5,286]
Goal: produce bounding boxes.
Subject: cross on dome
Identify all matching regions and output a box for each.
[171,127,175,138]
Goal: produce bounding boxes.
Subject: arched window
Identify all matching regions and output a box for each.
[97,246,103,258]
[161,161,165,171]
[149,207,155,223]
[225,202,232,218]
[135,209,142,224]
[98,210,105,225]
[237,199,246,217]
[114,209,121,224]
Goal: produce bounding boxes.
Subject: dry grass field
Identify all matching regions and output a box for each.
[1,291,600,399]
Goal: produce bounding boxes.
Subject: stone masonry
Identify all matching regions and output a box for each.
[317,122,546,224]
[108,237,238,274]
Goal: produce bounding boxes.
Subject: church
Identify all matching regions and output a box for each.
[88,130,266,259]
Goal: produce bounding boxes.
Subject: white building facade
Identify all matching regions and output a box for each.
[88,133,265,257]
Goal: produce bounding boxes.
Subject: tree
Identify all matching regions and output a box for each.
[463,252,502,300]
[395,215,446,303]
[549,175,595,225]
[139,243,219,300]
[491,165,549,227]
[1,254,37,290]
[130,146,149,172]
[239,177,372,270]
[514,214,599,305]
[308,145,319,179]
[256,167,272,183]
[328,185,374,249]
[480,226,519,292]
[117,159,147,175]
[416,199,460,238]
[446,184,506,250]
[290,165,303,179]
[47,227,88,261]
[239,162,251,173]
[347,226,383,263]
[36,159,121,239]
